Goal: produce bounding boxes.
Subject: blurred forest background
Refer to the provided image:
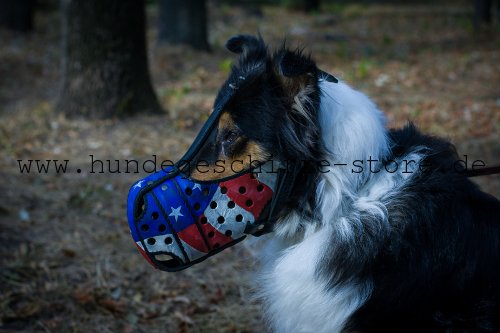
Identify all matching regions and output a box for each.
[0,0,499,332]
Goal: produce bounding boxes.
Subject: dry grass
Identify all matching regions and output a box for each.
[0,3,499,332]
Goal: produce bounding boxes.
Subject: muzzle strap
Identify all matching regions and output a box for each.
[247,159,303,236]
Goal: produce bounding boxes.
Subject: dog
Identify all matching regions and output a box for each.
[189,35,500,333]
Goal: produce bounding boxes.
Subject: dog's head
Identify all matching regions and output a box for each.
[127,35,337,271]
[189,35,324,181]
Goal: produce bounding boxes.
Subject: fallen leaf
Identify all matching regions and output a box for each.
[61,248,76,257]
[73,290,94,305]
[98,298,126,314]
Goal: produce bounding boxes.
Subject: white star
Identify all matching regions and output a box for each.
[192,183,202,192]
[168,206,184,222]
[133,180,144,189]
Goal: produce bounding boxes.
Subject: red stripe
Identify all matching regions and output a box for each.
[197,214,234,250]
[135,243,159,268]
[220,173,273,219]
[177,224,210,253]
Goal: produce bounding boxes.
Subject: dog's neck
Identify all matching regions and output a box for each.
[275,80,391,239]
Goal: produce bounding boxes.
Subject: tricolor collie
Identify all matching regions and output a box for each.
[192,35,500,333]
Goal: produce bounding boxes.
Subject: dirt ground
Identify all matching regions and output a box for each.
[1,3,499,333]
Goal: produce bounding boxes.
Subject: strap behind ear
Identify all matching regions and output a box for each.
[318,69,338,83]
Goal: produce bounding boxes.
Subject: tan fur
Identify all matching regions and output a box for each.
[190,112,269,181]
[274,67,316,120]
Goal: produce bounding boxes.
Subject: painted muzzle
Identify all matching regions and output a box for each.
[126,69,302,271]
[126,159,296,271]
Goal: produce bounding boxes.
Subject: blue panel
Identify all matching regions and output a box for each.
[136,192,174,240]
[174,177,218,218]
[153,178,195,232]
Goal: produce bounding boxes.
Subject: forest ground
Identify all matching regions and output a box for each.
[0,3,499,333]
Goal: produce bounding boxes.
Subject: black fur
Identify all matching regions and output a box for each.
[344,125,500,333]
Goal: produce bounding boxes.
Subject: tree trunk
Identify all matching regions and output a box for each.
[474,0,493,26]
[285,0,320,13]
[58,0,162,118]
[158,0,210,51]
[0,0,35,32]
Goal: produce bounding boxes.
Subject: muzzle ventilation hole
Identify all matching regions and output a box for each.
[202,188,209,196]
[208,231,215,238]
[193,202,201,210]
[141,223,149,231]
[235,214,243,222]
[245,199,253,207]
[225,230,232,237]
[257,184,264,192]
[239,186,246,194]
[165,236,173,244]
[217,216,225,224]
[221,186,227,194]
[147,238,156,245]
[154,254,181,268]
[210,201,217,209]
[185,187,192,196]
[200,216,208,224]
[152,212,159,220]
[227,201,235,209]
[158,224,166,232]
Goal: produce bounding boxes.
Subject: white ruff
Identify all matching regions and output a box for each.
[257,80,424,332]
[257,228,372,333]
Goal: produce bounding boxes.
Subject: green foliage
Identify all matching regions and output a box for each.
[342,4,367,19]
[219,58,234,74]
[355,58,374,80]
[335,40,349,60]
[382,35,393,46]
[160,85,191,104]
[456,15,474,33]
[281,0,299,10]
[323,3,347,14]
[68,184,111,209]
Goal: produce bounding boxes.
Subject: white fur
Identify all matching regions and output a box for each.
[257,80,424,332]
[258,227,372,333]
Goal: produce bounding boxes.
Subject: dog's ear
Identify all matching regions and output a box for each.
[272,48,320,116]
[225,35,260,54]
[277,49,317,78]
[225,34,267,61]
[225,34,268,76]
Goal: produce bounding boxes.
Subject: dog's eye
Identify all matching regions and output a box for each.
[222,130,238,144]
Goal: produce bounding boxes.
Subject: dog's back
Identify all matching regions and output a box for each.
[345,125,500,332]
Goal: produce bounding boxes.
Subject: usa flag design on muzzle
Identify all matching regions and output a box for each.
[126,73,296,271]
[127,161,290,271]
